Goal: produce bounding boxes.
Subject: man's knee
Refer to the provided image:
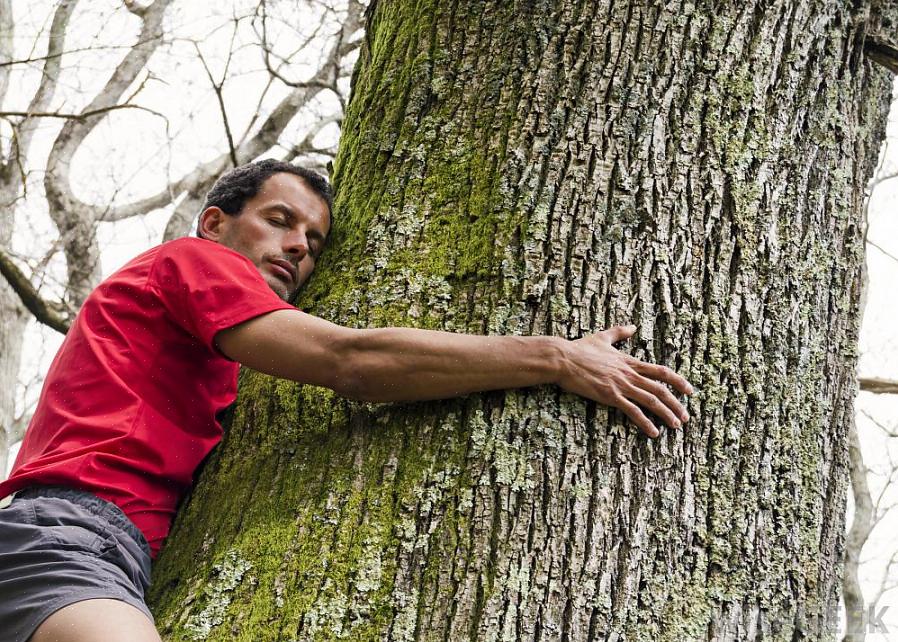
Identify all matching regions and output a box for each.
[29,598,160,642]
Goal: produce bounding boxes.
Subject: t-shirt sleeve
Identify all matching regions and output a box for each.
[147,238,296,351]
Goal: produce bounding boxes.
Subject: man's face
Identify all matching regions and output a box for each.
[202,173,331,301]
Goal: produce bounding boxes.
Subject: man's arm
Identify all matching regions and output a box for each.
[215,309,693,437]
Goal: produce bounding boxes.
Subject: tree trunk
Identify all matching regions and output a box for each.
[149,1,895,639]
[0,244,27,477]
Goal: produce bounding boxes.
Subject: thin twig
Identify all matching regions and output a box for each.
[0,103,165,121]
[860,408,898,438]
[0,44,147,68]
[193,43,238,167]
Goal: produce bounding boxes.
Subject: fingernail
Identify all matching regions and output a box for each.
[681,413,690,422]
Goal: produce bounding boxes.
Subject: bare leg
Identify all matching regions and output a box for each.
[29,599,161,642]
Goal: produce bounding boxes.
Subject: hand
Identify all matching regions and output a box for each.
[557,325,694,438]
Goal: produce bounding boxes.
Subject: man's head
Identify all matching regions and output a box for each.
[197,160,333,301]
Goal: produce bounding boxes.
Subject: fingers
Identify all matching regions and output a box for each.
[632,359,694,396]
[581,325,696,439]
[633,376,689,423]
[618,398,660,438]
[601,324,637,344]
[623,383,683,429]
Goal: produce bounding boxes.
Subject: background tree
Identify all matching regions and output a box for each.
[842,146,898,641]
[0,0,364,469]
[146,1,898,640]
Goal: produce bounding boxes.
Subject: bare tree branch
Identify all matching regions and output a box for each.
[0,1,13,157]
[123,0,152,17]
[43,0,172,226]
[284,114,341,160]
[10,367,44,444]
[256,0,334,90]
[0,248,69,335]
[865,32,898,74]
[9,409,31,446]
[92,0,365,226]
[860,408,898,438]
[859,377,898,395]
[869,169,898,192]
[237,74,277,147]
[871,549,898,611]
[1,0,77,186]
[43,0,173,309]
[0,103,165,121]
[0,44,148,68]
[230,0,363,162]
[162,183,213,242]
[193,30,239,167]
[867,237,898,266]
[844,421,875,642]
[100,157,230,223]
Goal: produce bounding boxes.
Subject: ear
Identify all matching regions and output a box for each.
[198,207,227,241]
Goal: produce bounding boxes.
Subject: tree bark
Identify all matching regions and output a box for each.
[0,245,27,476]
[150,1,896,640]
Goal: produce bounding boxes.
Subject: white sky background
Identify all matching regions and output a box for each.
[3,1,898,637]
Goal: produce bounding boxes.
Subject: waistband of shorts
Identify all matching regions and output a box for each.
[14,486,151,557]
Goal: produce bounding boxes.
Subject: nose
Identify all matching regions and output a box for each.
[284,229,309,259]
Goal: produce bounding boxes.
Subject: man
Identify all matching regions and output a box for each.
[0,159,693,642]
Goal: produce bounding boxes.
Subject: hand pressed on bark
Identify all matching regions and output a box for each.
[556,325,694,438]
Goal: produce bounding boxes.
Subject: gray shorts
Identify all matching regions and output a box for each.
[0,486,154,642]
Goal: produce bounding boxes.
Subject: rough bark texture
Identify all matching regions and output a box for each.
[150,1,895,640]
[0,244,27,474]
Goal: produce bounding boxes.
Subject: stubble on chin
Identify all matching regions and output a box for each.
[260,271,290,301]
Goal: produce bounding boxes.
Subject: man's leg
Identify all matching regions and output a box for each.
[29,599,161,642]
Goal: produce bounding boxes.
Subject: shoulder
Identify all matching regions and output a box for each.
[156,237,250,263]
[148,237,268,296]
[151,237,258,277]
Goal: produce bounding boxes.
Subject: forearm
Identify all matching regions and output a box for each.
[338,327,567,403]
[216,310,566,403]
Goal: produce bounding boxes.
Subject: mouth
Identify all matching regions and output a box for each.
[268,259,297,285]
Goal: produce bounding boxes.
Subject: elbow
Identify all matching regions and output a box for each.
[320,329,400,403]
[324,348,370,401]
[327,356,395,403]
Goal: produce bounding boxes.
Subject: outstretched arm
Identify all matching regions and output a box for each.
[215,309,693,437]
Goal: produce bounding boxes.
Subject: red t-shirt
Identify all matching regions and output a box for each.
[0,237,295,557]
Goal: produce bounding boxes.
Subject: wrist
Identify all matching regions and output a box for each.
[543,335,570,386]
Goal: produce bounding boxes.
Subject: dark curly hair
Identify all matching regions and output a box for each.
[197,159,333,237]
